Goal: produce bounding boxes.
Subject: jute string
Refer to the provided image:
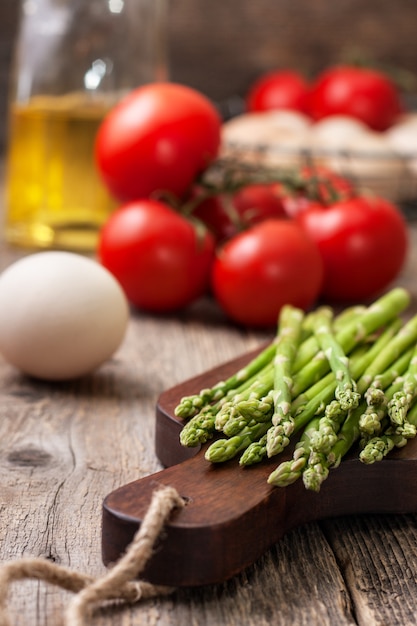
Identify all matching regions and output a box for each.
[0,485,184,626]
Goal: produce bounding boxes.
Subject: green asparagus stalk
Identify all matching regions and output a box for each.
[239,433,268,466]
[359,347,414,438]
[308,400,348,454]
[336,351,415,455]
[302,449,330,491]
[265,307,304,458]
[309,338,407,455]
[292,318,402,415]
[332,305,367,332]
[270,305,304,429]
[223,394,274,436]
[387,345,417,427]
[303,399,369,492]
[214,362,274,430]
[179,403,220,447]
[291,287,409,376]
[359,432,406,464]
[356,313,417,393]
[204,420,271,463]
[216,365,274,431]
[267,418,321,487]
[174,341,276,419]
[181,361,274,446]
[359,397,417,464]
[310,306,360,410]
[230,394,274,422]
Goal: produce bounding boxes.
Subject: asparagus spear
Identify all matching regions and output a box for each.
[204,420,271,463]
[359,347,414,438]
[308,400,348,454]
[359,397,417,464]
[179,403,220,447]
[216,365,274,432]
[311,306,360,410]
[267,418,321,487]
[357,313,417,393]
[223,394,273,436]
[387,345,417,427]
[291,287,409,377]
[224,307,303,438]
[238,433,268,466]
[174,341,276,419]
[302,449,330,491]
[359,432,406,464]
[213,361,274,430]
[180,362,274,446]
[305,305,362,454]
[270,305,304,429]
[292,317,401,416]
[265,306,304,457]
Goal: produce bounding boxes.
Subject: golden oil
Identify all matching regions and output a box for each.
[5,94,118,252]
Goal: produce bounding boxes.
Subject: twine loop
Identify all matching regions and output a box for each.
[0,485,183,626]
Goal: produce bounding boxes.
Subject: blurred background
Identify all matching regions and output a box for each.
[1,0,417,152]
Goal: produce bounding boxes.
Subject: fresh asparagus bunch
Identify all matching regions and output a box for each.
[269,320,417,492]
[175,287,417,489]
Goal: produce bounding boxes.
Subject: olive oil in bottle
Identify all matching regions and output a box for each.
[5,0,168,251]
[5,94,117,251]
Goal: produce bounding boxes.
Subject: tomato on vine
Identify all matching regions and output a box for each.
[95,82,222,202]
[98,199,215,312]
[296,195,409,302]
[308,66,403,131]
[191,182,288,243]
[211,219,323,327]
[246,70,311,114]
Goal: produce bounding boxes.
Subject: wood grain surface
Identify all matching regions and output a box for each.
[0,175,417,623]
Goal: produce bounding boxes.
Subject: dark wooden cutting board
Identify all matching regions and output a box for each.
[101,347,417,587]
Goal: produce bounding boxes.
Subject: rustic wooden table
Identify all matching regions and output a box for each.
[1,167,417,625]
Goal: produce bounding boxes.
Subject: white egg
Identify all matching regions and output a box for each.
[0,251,129,380]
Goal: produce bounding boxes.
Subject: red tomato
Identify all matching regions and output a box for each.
[189,194,234,243]
[232,183,288,223]
[95,83,222,202]
[296,196,409,302]
[211,220,323,327]
[192,183,288,243]
[98,199,215,312]
[308,66,403,131]
[246,70,310,114]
